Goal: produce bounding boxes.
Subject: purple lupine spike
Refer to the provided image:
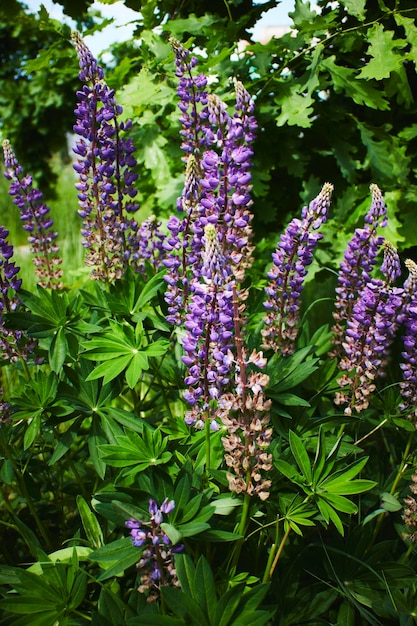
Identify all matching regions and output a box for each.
[182,225,235,427]
[381,240,401,283]
[262,183,333,355]
[2,140,62,289]
[399,260,417,420]
[0,226,37,364]
[335,244,405,415]
[169,37,209,158]
[126,499,182,601]
[332,184,388,353]
[165,43,258,329]
[71,32,139,282]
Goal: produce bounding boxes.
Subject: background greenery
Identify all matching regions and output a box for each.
[2,0,417,283]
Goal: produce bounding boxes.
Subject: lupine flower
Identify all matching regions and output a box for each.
[2,140,62,289]
[262,183,333,355]
[0,225,36,363]
[165,52,257,330]
[218,286,272,500]
[182,224,235,429]
[126,498,182,602]
[335,242,404,415]
[399,259,417,420]
[169,37,209,159]
[132,216,167,274]
[331,184,387,353]
[71,32,139,282]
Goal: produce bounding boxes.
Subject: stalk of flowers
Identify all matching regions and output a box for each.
[2,140,63,289]
[262,183,333,355]
[331,184,387,354]
[125,498,182,602]
[202,88,257,282]
[182,224,235,430]
[0,225,36,365]
[71,32,139,282]
[399,259,417,420]
[165,46,257,325]
[169,37,209,161]
[217,285,272,500]
[334,242,405,415]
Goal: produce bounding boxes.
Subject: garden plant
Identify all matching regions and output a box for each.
[2,1,417,624]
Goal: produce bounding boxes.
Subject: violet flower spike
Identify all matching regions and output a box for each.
[399,259,417,420]
[71,31,139,282]
[331,183,387,353]
[125,499,182,601]
[2,140,62,289]
[335,242,405,415]
[182,224,235,427]
[0,226,36,364]
[262,182,333,355]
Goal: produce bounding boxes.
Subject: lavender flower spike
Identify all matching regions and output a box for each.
[3,140,63,289]
[0,225,36,364]
[126,498,182,601]
[71,32,139,282]
[332,184,387,353]
[399,260,417,420]
[335,242,405,415]
[262,182,333,355]
[182,224,235,429]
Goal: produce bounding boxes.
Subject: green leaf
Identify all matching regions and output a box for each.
[125,351,148,388]
[86,355,132,384]
[322,479,376,495]
[321,56,389,110]
[194,557,217,625]
[289,430,312,483]
[77,496,104,549]
[342,0,366,19]
[357,24,407,80]
[381,492,402,512]
[276,91,315,128]
[24,413,41,450]
[49,326,68,372]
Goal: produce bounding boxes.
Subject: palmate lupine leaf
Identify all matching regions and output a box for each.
[81,319,170,387]
[275,430,376,535]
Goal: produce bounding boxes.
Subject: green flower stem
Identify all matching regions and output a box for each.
[268,524,291,580]
[205,416,211,470]
[0,432,51,549]
[228,490,251,574]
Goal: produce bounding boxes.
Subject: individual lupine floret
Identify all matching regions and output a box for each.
[2,140,62,289]
[182,225,235,429]
[0,226,36,363]
[71,32,139,282]
[399,259,417,420]
[262,183,333,355]
[125,498,182,602]
[335,242,404,415]
[218,286,273,500]
[331,184,387,353]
